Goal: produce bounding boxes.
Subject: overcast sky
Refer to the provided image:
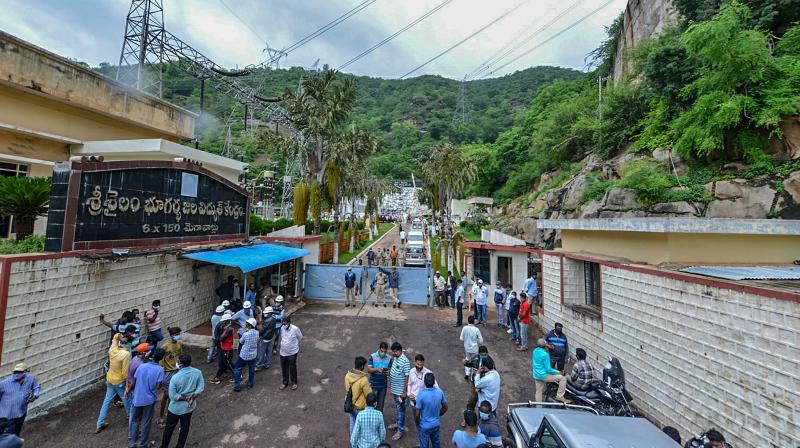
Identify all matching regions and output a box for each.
[0,0,627,80]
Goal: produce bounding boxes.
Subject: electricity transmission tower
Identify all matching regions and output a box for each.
[117,0,165,96]
[453,79,469,124]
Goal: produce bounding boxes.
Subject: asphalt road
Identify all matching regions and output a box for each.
[23,301,547,448]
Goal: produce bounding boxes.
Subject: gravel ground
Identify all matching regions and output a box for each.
[22,301,547,448]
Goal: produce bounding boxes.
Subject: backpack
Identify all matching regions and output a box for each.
[494,289,504,304]
[344,375,359,413]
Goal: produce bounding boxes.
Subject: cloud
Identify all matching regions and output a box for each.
[0,0,627,79]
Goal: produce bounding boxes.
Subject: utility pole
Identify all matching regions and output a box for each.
[117,0,165,96]
[453,79,469,124]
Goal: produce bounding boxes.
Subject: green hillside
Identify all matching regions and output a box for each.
[95,63,582,179]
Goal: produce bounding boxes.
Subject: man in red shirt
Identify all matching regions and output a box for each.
[517,292,531,352]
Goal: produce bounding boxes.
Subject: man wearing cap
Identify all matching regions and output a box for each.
[272,295,286,351]
[344,267,357,308]
[207,305,225,364]
[127,348,165,448]
[232,301,256,339]
[128,343,151,391]
[474,280,488,326]
[161,353,204,448]
[234,318,259,392]
[0,418,22,447]
[221,300,231,312]
[0,362,39,436]
[95,332,131,433]
[255,307,277,371]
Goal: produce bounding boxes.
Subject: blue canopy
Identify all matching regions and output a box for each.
[183,243,310,273]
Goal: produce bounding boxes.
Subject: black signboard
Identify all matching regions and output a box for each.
[45,160,249,252]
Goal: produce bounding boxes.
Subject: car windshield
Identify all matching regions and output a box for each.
[408,247,423,254]
[408,234,423,241]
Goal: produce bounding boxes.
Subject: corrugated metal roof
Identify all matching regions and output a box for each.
[679,266,800,280]
[182,243,310,273]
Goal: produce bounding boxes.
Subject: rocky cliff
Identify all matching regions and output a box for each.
[612,0,680,83]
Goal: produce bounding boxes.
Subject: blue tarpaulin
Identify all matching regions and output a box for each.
[183,243,310,273]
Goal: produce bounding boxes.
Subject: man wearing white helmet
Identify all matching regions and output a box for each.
[210,314,234,384]
[255,306,277,371]
[221,300,231,311]
[232,301,256,339]
[233,318,259,392]
[273,296,286,351]
[207,305,225,364]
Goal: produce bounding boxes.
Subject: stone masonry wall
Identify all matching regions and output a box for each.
[540,254,799,447]
[1,254,217,411]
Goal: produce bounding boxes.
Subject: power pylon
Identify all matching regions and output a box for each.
[116,0,165,96]
[454,79,469,124]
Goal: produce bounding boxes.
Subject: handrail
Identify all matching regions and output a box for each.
[507,401,599,415]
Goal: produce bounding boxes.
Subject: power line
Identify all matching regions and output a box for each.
[466,0,584,80]
[485,0,616,77]
[219,0,270,47]
[338,0,454,71]
[399,0,529,79]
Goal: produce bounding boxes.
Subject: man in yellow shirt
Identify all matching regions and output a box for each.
[95,333,131,433]
[344,356,373,438]
[158,326,183,427]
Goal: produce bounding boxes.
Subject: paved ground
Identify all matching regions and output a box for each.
[352,222,406,266]
[23,301,546,448]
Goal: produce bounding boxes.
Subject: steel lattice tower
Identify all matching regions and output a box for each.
[116,0,165,96]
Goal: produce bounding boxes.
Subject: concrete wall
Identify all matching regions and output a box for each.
[488,250,529,292]
[541,253,799,447]
[0,253,217,411]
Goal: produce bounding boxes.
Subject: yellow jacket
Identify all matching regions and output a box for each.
[107,333,131,384]
[344,369,372,410]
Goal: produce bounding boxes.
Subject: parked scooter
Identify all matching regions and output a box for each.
[545,357,635,417]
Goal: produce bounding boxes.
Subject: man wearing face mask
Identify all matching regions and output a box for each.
[278,316,303,390]
[95,333,131,433]
[234,318,260,392]
[232,301,256,339]
[244,282,258,310]
[0,363,39,437]
[477,400,502,447]
[158,327,183,427]
[144,300,163,347]
[463,347,492,413]
[406,354,438,407]
[161,354,204,448]
[544,323,569,372]
[367,342,392,413]
[255,307,277,371]
[473,358,501,416]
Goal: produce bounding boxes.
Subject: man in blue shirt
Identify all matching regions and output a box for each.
[367,342,392,412]
[522,274,537,301]
[344,267,357,308]
[473,357,501,414]
[160,354,204,448]
[544,322,569,372]
[452,410,487,448]
[127,348,165,448]
[0,363,39,436]
[244,283,258,309]
[414,372,448,448]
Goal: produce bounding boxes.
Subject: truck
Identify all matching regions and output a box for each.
[505,402,680,448]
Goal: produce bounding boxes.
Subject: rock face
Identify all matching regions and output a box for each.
[783,171,800,203]
[612,0,680,83]
[705,184,776,219]
[602,188,638,211]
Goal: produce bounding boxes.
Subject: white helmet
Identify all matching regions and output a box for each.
[275,295,284,303]
[222,300,230,307]
[246,317,257,327]
[215,305,225,313]
[220,314,232,322]
[243,301,252,309]
[263,306,274,314]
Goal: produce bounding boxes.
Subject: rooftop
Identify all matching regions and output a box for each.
[537,217,800,235]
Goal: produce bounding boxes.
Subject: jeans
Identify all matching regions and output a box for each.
[215,349,233,378]
[476,304,487,324]
[455,302,463,326]
[161,410,193,448]
[449,290,455,307]
[256,339,274,369]
[374,387,387,413]
[392,393,406,433]
[6,415,25,436]
[234,357,256,390]
[418,424,441,448]
[280,354,298,385]
[519,322,529,349]
[97,381,130,428]
[206,340,218,364]
[147,329,163,347]
[348,409,360,436]
[508,312,520,340]
[128,403,154,448]
[495,303,505,325]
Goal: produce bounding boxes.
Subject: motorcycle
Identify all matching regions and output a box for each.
[545,357,635,417]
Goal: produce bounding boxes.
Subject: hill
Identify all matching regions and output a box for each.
[94,63,582,178]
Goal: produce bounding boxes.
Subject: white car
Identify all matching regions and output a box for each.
[407,230,424,244]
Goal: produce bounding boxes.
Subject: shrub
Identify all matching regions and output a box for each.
[0,235,45,254]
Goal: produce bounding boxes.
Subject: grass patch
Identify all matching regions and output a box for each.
[338,222,393,264]
[0,235,45,255]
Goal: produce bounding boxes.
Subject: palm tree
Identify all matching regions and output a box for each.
[282,69,357,234]
[0,176,51,241]
[419,144,477,272]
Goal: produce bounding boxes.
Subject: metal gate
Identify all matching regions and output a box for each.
[303,263,432,306]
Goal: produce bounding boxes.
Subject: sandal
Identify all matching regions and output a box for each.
[95,423,109,434]
[279,384,288,390]
[291,384,299,390]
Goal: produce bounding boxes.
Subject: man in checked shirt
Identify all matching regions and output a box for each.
[570,348,595,390]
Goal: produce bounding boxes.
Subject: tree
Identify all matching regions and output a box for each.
[282,69,357,234]
[0,176,51,241]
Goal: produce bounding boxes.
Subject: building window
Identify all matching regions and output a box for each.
[0,162,29,238]
[497,256,512,286]
[473,249,490,284]
[583,261,601,308]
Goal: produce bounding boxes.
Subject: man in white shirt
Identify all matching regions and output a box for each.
[473,357,501,414]
[459,316,483,379]
[453,279,466,327]
[406,354,438,406]
[278,316,303,390]
[474,280,488,326]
